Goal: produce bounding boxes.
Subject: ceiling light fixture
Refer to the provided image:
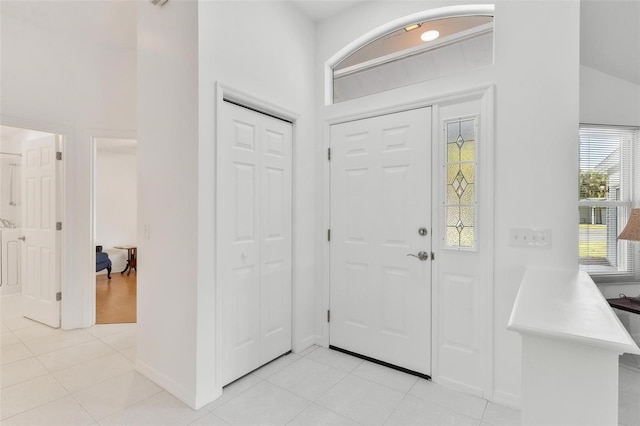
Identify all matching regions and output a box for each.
[404,23,422,32]
[421,30,440,42]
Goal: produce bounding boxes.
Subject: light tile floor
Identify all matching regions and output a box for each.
[1,316,638,425]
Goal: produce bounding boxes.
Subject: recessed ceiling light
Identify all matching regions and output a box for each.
[404,23,422,32]
[421,30,440,42]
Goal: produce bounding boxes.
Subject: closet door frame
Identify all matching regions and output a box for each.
[214,83,299,388]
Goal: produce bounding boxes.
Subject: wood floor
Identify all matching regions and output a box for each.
[95,270,136,324]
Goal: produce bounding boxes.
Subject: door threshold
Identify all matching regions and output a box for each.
[329,345,431,381]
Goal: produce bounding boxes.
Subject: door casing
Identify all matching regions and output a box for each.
[87,130,137,326]
[321,85,495,398]
[214,83,300,393]
[0,116,67,327]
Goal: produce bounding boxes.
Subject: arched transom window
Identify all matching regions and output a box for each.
[332,14,494,103]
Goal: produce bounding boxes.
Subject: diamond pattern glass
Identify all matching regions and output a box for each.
[445,119,476,248]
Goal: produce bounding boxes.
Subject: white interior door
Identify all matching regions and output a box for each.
[21,135,60,328]
[218,101,292,386]
[330,107,432,375]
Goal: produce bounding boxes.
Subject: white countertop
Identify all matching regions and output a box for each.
[508,266,640,354]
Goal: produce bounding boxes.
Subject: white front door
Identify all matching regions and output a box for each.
[330,107,432,375]
[21,135,61,328]
[218,101,293,386]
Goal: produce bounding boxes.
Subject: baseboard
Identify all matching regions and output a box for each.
[194,387,222,411]
[293,334,317,353]
[433,375,483,398]
[492,389,521,409]
[136,359,197,409]
[313,333,329,348]
[96,262,128,275]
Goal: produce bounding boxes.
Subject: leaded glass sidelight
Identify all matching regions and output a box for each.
[445,118,476,248]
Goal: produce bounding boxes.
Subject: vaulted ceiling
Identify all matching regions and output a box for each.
[580,0,640,85]
[289,0,363,21]
[0,0,137,49]
[1,0,638,84]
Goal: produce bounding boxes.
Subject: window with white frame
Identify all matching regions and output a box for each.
[578,125,639,279]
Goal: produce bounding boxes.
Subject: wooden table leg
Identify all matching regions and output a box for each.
[128,248,137,275]
[121,248,134,275]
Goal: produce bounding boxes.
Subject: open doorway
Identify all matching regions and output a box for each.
[0,125,63,327]
[94,138,137,324]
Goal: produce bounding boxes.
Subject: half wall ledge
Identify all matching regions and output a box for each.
[508,266,640,426]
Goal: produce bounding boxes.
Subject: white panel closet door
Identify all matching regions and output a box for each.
[219,101,292,386]
[330,107,432,375]
[259,116,292,365]
[21,135,61,328]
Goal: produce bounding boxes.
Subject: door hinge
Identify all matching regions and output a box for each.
[327,229,331,241]
[56,222,62,231]
[327,310,330,323]
[328,147,331,161]
[431,252,435,261]
[56,151,62,161]
[56,292,61,301]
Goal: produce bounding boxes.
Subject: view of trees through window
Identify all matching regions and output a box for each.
[578,125,636,276]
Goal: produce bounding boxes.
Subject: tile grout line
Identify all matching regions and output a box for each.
[304,365,365,425]
[96,332,137,354]
[380,392,410,426]
[480,398,489,424]
[15,331,99,357]
[350,361,420,395]
[1,355,52,390]
[1,353,75,422]
[256,355,360,423]
[0,344,36,367]
[293,347,427,422]
[50,350,136,396]
[255,352,304,380]
[207,374,265,414]
[13,325,92,342]
[73,378,166,424]
[0,393,72,423]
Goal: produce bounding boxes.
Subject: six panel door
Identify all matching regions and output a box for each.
[218,101,292,386]
[21,135,61,328]
[330,107,432,375]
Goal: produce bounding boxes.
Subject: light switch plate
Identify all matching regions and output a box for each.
[510,228,552,248]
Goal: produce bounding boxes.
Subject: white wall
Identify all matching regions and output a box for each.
[0,129,51,227]
[0,1,136,329]
[136,0,199,408]
[135,0,317,409]
[95,148,137,273]
[0,134,22,227]
[579,24,640,348]
[580,65,640,127]
[581,33,640,349]
[198,0,317,353]
[315,1,580,407]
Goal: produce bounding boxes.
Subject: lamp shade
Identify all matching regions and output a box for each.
[619,208,640,241]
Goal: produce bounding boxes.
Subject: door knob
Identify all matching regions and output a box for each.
[407,251,429,261]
